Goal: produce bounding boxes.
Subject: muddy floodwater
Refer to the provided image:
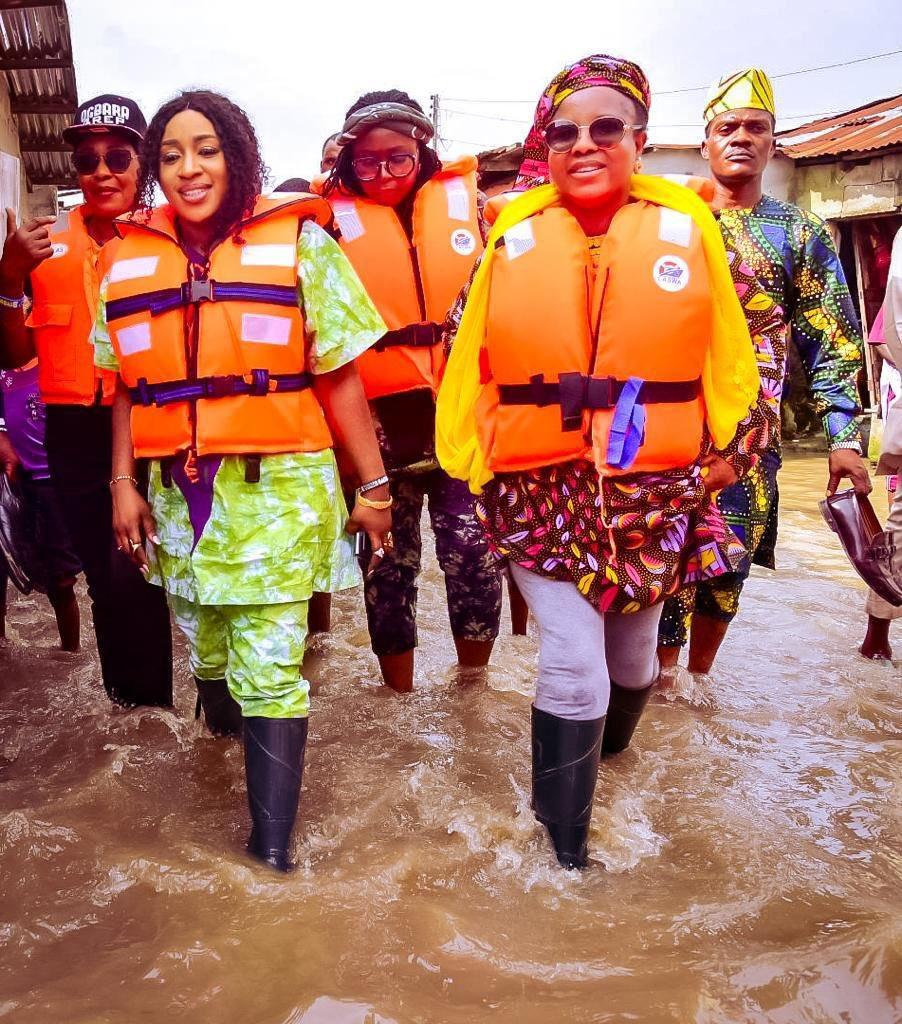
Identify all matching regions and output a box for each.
[1,452,900,1023]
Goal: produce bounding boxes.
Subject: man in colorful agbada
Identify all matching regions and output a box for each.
[657,67,869,676]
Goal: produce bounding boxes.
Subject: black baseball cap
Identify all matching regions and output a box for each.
[63,94,147,147]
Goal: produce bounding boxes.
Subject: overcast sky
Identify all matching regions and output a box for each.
[69,0,902,186]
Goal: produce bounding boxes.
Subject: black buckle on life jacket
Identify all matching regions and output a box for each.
[374,322,440,352]
[200,375,236,399]
[134,377,154,407]
[558,372,589,431]
[160,457,173,489]
[181,279,215,305]
[244,455,261,484]
[526,373,554,407]
[248,369,270,396]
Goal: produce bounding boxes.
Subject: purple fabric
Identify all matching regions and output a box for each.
[170,454,222,550]
[0,365,50,478]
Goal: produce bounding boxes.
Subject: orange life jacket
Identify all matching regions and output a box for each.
[105,195,334,460]
[326,157,483,400]
[477,200,713,476]
[26,206,117,406]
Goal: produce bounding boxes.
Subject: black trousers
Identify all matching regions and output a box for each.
[45,404,173,707]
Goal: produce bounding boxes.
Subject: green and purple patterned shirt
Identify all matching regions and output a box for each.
[716,195,864,449]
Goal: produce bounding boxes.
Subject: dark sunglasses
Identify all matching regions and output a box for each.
[72,148,135,175]
[351,153,417,182]
[542,116,645,153]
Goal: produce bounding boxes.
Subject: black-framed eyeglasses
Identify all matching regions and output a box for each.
[542,116,645,153]
[72,148,134,175]
[351,153,417,182]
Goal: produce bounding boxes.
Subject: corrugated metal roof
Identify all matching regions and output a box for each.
[777,94,902,159]
[0,2,77,187]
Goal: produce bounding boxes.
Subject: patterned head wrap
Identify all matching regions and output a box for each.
[338,102,434,147]
[703,68,776,125]
[517,54,651,189]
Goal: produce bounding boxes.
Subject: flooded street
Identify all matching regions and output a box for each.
[1,452,900,1024]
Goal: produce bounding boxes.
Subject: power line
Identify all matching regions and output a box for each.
[442,107,843,129]
[658,47,902,95]
[444,46,902,105]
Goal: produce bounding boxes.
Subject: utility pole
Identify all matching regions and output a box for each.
[430,93,440,152]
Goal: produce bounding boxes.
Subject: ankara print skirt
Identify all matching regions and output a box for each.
[476,459,747,614]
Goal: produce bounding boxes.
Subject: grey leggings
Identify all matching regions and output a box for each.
[509,563,663,721]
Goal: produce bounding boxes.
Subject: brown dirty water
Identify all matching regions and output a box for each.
[0,452,900,1023]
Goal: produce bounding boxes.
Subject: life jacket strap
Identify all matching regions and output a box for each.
[497,373,701,431]
[130,370,312,407]
[107,280,299,322]
[373,322,441,352]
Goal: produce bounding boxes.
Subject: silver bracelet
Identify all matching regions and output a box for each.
[829,441,862,454]
[358,474,389,494]
[0,292,26,310]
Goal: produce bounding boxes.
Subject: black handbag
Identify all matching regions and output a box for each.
[0,473,45,595]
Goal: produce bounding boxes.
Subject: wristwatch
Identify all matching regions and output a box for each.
[0,292,26,310]
[829,441,863,454]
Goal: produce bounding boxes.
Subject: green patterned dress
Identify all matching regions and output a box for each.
[93,220,385,716]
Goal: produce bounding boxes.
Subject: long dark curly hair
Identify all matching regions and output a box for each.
[136,89,268,241]
[325,89,442,199]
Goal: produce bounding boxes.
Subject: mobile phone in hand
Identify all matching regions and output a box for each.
[354,530,372,564]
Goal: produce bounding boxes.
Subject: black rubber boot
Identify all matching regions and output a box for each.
[531,705,605,870]
[244,716,308,872]
[194,678,243,737]
[601,680,655,757]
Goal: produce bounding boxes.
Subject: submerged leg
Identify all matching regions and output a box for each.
[509,563,608,868]
[603,603,663,756]
[531,706,605,869]
[307,592,332,635]
[223,600,310,870]
[244,716,308,872]
[47,578,80,652]
[364,474,423,692]
[859,614,893,661]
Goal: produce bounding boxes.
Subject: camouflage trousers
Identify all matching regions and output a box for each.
[363,468,502,656]
[168,594,310,718]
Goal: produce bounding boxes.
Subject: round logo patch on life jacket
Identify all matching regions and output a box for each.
[51,242,69,259]
[652,255,689,292]
[450,228,476,256]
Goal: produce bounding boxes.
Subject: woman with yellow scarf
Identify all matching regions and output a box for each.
[437,55,768,870]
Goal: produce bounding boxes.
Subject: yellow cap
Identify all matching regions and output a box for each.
[704,68,775,124]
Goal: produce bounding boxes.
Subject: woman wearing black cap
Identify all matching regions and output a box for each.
[0,93,173,708]
[321,89,502,692]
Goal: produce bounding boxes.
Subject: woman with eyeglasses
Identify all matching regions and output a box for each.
[0,93,173,709]
[93,90,391,870]
[437,55,767,869]
[321,89,502,693]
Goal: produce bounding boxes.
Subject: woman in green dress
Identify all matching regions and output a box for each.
[95,90,391,871]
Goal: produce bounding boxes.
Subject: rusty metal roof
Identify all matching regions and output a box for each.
[0,2,77,188]
[777,94,902,160]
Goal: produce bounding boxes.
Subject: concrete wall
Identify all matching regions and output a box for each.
[642,146,794,201]
[0,75,32,224]
[789,152,902,220]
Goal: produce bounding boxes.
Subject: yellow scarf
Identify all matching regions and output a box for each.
[435,175,760,494]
